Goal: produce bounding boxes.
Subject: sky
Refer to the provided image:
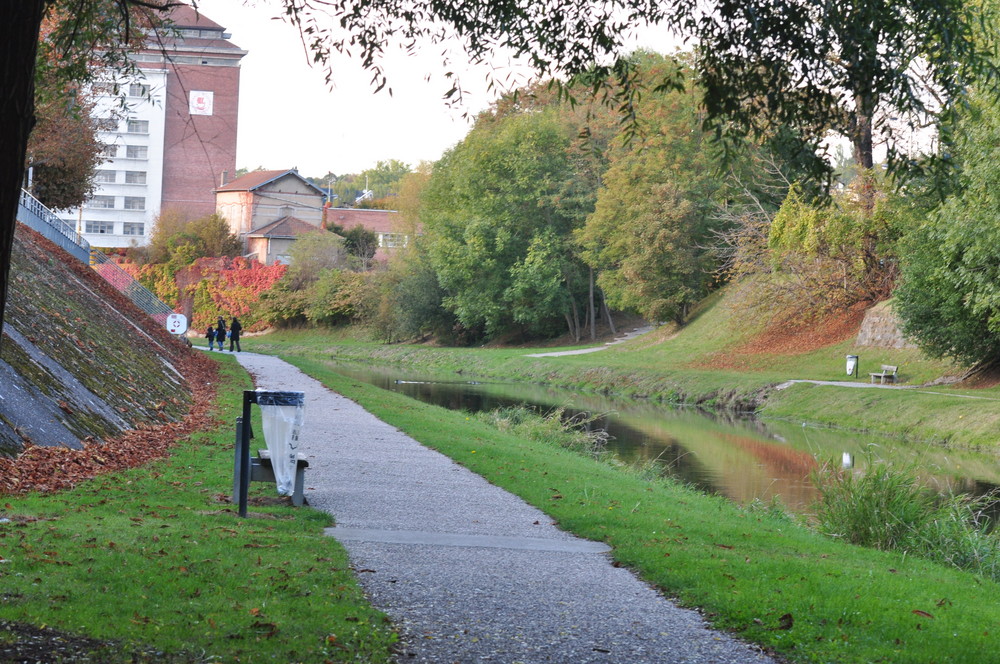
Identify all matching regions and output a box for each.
[196,0,528,177]
[194,0,679,178]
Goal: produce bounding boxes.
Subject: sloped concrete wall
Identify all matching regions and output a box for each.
[0,224,192,455]
[856,300,917,349]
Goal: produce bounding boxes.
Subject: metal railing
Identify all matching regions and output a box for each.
[17,189,90,262]
[18,188,177,326]
[89,251,176,325]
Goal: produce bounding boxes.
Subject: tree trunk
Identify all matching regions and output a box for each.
[0,3,45,345]
[601,290,616,335]
[588,268,596,340]
[570,297,581,342]
[564,312,577,341]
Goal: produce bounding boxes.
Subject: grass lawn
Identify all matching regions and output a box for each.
[0,355,396,663]
[284,354,1000,664]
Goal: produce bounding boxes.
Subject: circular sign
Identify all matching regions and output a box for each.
[166,313,188,335]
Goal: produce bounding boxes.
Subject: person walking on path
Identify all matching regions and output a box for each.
[205,325,217,351]
[228,317,242,352]
[215,317,227,351]
[232,351,776,664]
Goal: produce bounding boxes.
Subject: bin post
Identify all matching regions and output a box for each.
[237,390,258,517]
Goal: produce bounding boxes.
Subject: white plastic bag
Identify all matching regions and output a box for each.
[256,391,304,496]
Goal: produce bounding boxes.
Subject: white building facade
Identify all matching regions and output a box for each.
[59,73,169,246]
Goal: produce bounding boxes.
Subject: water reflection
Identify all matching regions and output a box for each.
[330,362,1000,512]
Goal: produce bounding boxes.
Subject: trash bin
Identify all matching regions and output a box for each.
[255,390,305,496]
[845,354,859,378]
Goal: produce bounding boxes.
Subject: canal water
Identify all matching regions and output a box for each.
[330,362,1000,512]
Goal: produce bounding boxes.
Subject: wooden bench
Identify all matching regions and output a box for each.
[249,449,309,506]
[869,364,898,385]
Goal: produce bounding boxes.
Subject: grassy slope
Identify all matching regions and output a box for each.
[286,356,1000,664]
[247,287,1000,449]
[0,356,396,663]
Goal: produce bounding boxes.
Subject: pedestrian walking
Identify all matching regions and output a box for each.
[205,325,217,351]
[229,317,242,352]
[216,317,227,351]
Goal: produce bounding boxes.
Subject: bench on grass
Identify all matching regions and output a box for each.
[244,449,309,506]
[869,364,898,385]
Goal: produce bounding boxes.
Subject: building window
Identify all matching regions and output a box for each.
[123,196,145,210]
[94,170,117,183]
[126,119,149,134]
[380,233,407,248]
[88,196,115,209]
[128,83,149,97]
[85,221,115,234]
[100,144,117,158]
[123,223,145,236]
[91,81,115,95]
[125,145,148,159]
[124,170,146,184]
[95,117,118,132]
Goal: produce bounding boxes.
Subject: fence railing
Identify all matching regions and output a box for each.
[17,189,90,263]
[89,252,176,326]
[16,188,177,327]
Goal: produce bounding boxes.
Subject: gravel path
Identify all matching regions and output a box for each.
[234,352,777,664]
[525,326,656,357]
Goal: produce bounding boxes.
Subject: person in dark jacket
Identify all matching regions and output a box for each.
[216,317,227,351]
[229,317,242,352]
[206,325,217,351]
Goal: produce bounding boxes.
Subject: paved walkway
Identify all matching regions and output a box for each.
[234,352,776,663]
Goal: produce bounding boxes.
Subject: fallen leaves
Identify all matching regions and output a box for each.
[0,354,219,496]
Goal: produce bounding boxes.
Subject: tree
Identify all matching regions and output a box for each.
[283,229,350,289]
[359,159,411,200]
[694,0,998,187]
[326,223,378,270]
[422,109,587,339]
[894,94,1000,366]
[577,61,724,323]
[141,210,242,266]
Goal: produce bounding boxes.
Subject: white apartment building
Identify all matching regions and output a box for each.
[59,74,169,246]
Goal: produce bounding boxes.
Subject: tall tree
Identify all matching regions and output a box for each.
[578,59,723,323]
[422,109,586,338]
[894,93,1000,367]
[695,0,997,186]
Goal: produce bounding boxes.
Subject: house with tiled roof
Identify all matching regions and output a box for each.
[215,169,327,263]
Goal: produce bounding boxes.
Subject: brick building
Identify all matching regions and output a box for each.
[59,4,246,248]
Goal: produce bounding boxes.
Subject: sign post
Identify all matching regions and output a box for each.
[166,313,188,336]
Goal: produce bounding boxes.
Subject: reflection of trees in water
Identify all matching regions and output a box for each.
[332,362,992,514]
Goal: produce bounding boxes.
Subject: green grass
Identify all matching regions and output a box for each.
[280,355,1000,664]
[0,356,396,663]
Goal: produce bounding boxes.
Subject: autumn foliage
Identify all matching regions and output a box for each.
[186,257,286,332]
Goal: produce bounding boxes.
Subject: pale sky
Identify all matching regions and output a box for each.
[194,0,679,178]
[195,0,524,177]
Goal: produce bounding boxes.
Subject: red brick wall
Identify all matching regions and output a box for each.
[161,62,241,219]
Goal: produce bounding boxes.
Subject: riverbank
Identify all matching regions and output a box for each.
[279,354,1000,664]
[242,289,999,450]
